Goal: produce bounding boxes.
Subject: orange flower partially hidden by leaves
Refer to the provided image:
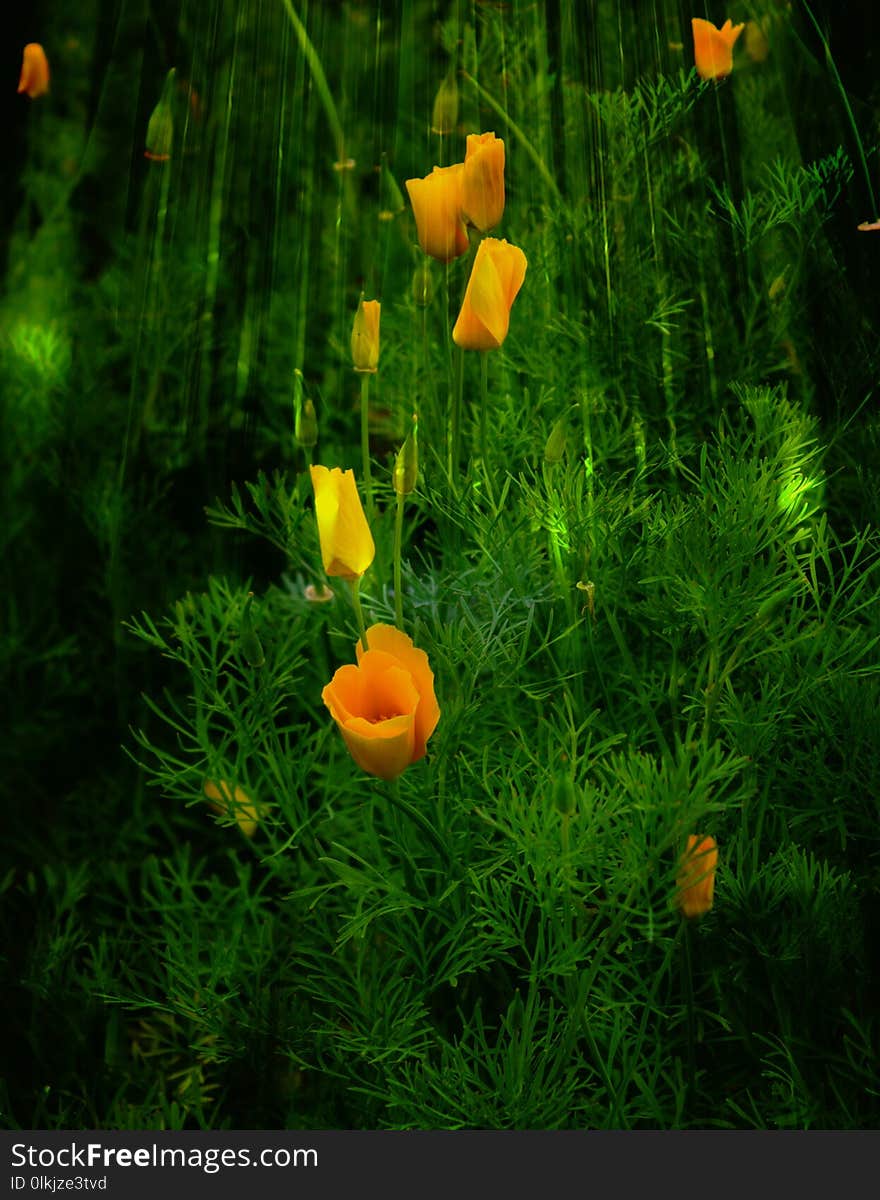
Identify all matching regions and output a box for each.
[322,624,440,781]
[18,44,50,99]
[675,834,718,918]
[461,132,505,233]
[691,18,744,81]
[406,164,469,262]
[857,220,880,232]
[453,237,527,351]
[351,298,381,373]
[309,465,375,580]
[204,779,261,838]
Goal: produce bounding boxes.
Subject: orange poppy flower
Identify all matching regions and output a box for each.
[322,624,440,781]
[351,298,381,373]
[691,18,744,82]
[310,465,375,581]
[675,834,718,918]
[204,779,261,838]
[405,164,469,262]
[461,132,505,233]
[452,237,527,351]
[18,43,50,100]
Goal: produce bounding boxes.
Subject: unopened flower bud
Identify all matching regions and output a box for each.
[394,417,419,495]
[544,413,568,464]
[295,395,318,449]
[239,592,265,668]
[431,68,459,135]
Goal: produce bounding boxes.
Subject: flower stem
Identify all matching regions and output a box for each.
[359,372,375,524]
[349,577,369,652]
[393,489,405,630]
[449,344,465,489]
[479,351,489,464]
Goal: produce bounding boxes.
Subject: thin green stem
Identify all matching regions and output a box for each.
[479,351,489,464]
[393,489,405,630]
[359,372,375,524]
[279,0,346,164]
[449,345,465,491]
[349,578,369,652]
[801,1,877,216]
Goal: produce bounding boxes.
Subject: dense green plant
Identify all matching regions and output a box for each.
[3,0,879,1131]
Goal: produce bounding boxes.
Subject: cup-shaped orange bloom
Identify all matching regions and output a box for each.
[452,237,527,351]
[204,779,261,838]
[18,44,50,99]
[406,164,469,262]
[310,465,375,580]
[692,18,744,81]
[461,132,505,233]
[322,624,440,781]
[351,299,380,373]
[675,834,718,918]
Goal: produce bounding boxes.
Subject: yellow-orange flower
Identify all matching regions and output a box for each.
[204,779,261,838]
[452,237,527,351]
[322,624,440,781]
[692,18,744,81]
[351,299,380,373]
[461,132,505,233]
[405,164,469,262]
[675,834,718,918]
[310,465,375,580]
[18,43,50,100]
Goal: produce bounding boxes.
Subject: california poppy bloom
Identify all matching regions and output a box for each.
[351,299,380,373]
[204,779,261,838]
[309,465,375,580]
[18,43,50,99]
[461,132,505,233]
[322,624,440,781]
[691,18,744,82]
[452,237,527,351]
[405,164,469,262]
[675,834,718,918]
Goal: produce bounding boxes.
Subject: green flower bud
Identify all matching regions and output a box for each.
[239,592,265,668]
[544,413,568,464]
[394,417,419,496]
[431,68,459,135]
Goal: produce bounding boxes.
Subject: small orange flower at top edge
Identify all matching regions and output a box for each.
[452,237,527,351]
[18,44,50,99]
[675,834,718,918]
[322,624,440,781]
[309,465,376,581]
[461,132,505,233]
[691,18,744,82]
[405,164,469,262]
[204,779,261,838]
[351,299,381,373]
